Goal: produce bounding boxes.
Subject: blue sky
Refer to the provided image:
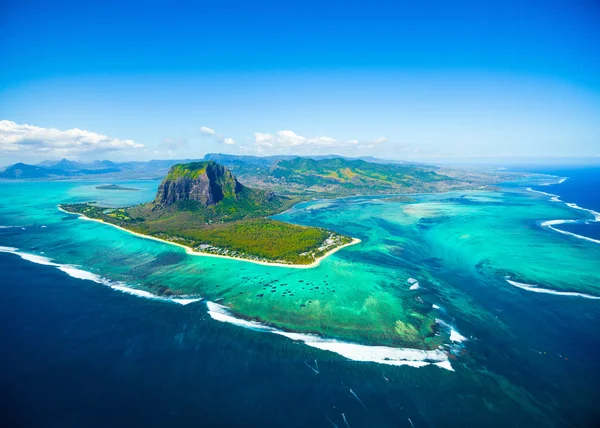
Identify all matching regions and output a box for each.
[1,0,599,163]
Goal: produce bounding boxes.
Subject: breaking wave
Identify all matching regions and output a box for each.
[0,246,202,305]
[527,183,600,245]
[505,278,600,300]
[435,319,468,343]
[206,301,455,371]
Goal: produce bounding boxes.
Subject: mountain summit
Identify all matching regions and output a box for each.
[155,161,242,206]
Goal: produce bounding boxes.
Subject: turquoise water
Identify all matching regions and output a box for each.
[1,178,600,426]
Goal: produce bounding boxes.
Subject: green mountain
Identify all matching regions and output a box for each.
[156,161,242,206]
[138,161,294,223]
[270,157,448,192]
[3,154,507,190]
[202,155,476,197]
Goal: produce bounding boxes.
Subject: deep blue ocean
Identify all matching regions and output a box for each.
[1,253,479,428]
[1,166,600,427]
[511,165,600,241]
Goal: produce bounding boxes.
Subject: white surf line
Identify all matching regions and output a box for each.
[538,176,568,186]
[541,219,600,245]
[526,187,561,202]
[435,319,468,343]
[505,279,600,300]
[206,301,454,370]
[0,246,202,305]
[59,206,361,269]
[526,184,600,245]
[516,185,600,299]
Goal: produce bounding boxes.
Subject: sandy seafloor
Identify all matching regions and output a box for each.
[1,170,600,427]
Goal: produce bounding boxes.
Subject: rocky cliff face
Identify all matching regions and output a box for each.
[155,161,243,206]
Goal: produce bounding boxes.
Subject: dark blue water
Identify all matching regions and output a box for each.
[4,250,600,428]
[0,253,467,428]
[512,166,600,241]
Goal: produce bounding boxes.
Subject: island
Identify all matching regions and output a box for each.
[95,184,139,191]
[61,161,356,266]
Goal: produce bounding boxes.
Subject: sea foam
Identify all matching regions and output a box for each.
[527,184,600,245]
[449,329,467,343]
[435,319,468,343]
[541,220,600,245]
[206,301,454,370]
[0,246,202,305]
[506,279,600,300]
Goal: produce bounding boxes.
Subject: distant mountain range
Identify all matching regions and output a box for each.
[37,158,119,171]
[0,155,505,195]
[0,154,413,180]
[202,154,496,197]
[0,162,121,179]
[0,158,202,179]
[202,153,415,167]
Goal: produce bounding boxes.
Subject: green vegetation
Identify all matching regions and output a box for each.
[205,155,493,198]
[154,219,351,264]
[141,186,295,223]
[60,161,354,265]
[61,203,352,264]
[166,162,209,179]
[270,158,446,194]
[381,195,416,203]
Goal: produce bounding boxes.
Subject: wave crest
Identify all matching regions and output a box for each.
[527,186,600,244]
[506,278,600,300]
[0,246,202,305]
[206,301,455,370]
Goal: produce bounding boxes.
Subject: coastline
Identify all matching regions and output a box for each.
[58,206,361,269]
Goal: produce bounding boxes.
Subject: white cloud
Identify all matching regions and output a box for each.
[253,129,387,153]
[254,133,274,146]
[200,125,235,145]
[201,126,216,135]
[0,120,143,157]
[307,136,337,146]
[277,130,306,146]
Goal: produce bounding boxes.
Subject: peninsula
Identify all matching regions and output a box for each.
[61,161,355,266]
